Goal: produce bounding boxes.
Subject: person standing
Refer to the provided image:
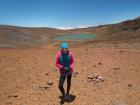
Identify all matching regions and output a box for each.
[55,42,74,102]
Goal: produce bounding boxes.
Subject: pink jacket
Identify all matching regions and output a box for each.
[55,51,74,75]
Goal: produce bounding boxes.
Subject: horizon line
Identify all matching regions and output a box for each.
[0,16,138,30]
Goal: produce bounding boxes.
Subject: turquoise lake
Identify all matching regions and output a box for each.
[52,33,96,41]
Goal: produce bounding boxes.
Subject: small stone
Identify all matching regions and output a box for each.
[98,63,103,65]
[93,73,99,79]
[87,76,94,79]
[45,73,49,76]
[12,94,18,97]
[93,78,96,81]
[39,85,50,90]
[44,86,50,90]
[113,67,120,70]
[47,80,53,85]
[39,86,43,88]
[95,79,100,82]
[75,71,79,75]
[128,84,132,87]
[98,75,104,81]
[73,72,78,77]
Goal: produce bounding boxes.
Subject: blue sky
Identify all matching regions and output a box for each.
[0,0,140,29]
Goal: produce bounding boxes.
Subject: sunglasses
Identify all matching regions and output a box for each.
[62,48,68,50]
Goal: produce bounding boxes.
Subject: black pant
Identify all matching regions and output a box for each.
[58,74,72,96]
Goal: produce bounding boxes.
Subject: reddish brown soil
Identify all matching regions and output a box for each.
[0,43,140,105]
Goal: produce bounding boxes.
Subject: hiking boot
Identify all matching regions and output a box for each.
[64,95,71,101]
[60,95,65,104]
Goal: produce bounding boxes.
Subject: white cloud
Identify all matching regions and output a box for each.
[55,25,90,30]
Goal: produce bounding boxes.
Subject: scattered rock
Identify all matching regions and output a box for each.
[45,73,49,76]
[75,71,79,75]
[8,94,18,98]
[95,79,100,82]
[93,78,96,81]
[113,67,120,70]
[44,86,49,90]
[87,73,104,83]
[73,71,79,77]
[93,73,99,79]
[87,75,94,79]
[47,80,53,85]
[39,86,50,90]
[98,63,103,65]
[12,94,18,97]
[128,84,132,87]
[98,75,104,81]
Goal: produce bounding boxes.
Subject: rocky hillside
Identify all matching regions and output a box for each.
[0,17,140,48]
[0,25,66,48]
[69,17,140,43]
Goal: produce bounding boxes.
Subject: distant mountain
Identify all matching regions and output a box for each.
[0,25,66,47]
[69,17,140,43]
[0,17,140,48]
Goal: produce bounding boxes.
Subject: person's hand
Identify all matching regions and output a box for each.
[61,66,71,74]
[61,66,66,74]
